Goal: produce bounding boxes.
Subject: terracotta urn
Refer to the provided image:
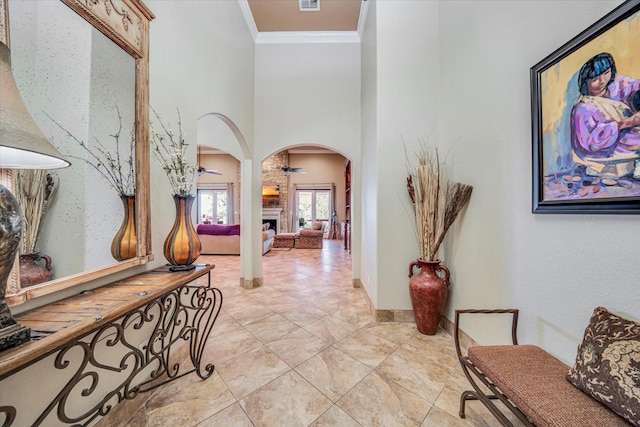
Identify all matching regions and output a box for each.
[19,252,53,288]
[408,259,451,335]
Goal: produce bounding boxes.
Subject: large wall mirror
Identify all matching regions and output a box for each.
[2,0,154,305]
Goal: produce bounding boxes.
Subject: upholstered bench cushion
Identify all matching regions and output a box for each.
[273,233,296,248]
[468,345,629,427]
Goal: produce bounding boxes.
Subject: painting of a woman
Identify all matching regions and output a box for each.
[571,52,640,160]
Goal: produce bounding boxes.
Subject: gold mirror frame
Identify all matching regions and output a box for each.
[1,0,154,305]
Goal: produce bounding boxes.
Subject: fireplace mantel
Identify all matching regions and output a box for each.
[262,208,283,234]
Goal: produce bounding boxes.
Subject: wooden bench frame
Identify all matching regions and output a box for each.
[0,264,222,426]
[454,309,534,427]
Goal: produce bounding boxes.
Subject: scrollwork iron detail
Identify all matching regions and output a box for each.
[14,283,222,426]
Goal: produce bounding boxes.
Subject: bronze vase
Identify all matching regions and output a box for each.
[19,252,52,288]
[111,195,137,261]
[408,259,451,335]
[163,195,201,270]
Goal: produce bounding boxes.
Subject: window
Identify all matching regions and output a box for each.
[197,189,228,224]
[296,189,330,232]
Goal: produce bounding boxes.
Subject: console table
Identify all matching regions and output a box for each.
[0,264,221,426]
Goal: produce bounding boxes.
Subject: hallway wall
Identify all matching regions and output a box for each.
[437,0,639,363]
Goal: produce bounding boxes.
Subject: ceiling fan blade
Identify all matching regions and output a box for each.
[198,166,222,175]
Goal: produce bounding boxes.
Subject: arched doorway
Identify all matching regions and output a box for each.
[260,145,352,278]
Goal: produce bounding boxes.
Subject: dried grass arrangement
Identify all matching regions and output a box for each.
[15,170,59,254]
[406,141,473,261]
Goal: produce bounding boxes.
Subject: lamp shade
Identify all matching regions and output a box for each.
[0,42,69,169]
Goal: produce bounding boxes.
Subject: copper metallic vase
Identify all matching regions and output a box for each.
[111,195,137,261]
[408,259,451,335]
[163,195,201,270]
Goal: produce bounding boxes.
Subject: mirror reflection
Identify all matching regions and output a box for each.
[9,0,136,287]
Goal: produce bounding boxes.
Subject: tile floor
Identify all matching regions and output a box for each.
[101,240,516,427]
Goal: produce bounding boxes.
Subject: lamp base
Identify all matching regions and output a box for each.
[0,322,30,351]
[0,183,30,351]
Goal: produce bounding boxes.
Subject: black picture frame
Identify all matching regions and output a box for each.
[531,0,640,214]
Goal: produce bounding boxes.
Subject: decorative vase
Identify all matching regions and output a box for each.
[408,259,451,335]
[111,195,137,261]
[19,252,53,288]
[163,195,201,271]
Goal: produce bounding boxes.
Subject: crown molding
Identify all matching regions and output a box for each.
[256,31,360,44]
[238,0,258,41]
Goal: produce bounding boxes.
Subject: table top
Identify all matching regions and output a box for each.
[0,264,215,380]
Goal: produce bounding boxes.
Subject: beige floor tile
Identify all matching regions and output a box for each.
[375,345,453,403]
[239,371,332,427]
[279,304,329,327]
[195,403,253,427]
[338,370,431,426]
[333,328,398,368]
[203,326,262,363]
[144,372,235,427]
[244,313,299,343]
[405,333,460,369]
[225,303,275,326]
[100,241,472,427]
[421,405,470,427]
[295,346,371,402]
[309,405,361,426]
[216,345,290,399]
[266,327,331,367]
[303,315,358,344]
[363,321,419,345]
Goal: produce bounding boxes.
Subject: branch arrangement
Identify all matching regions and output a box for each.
[48,107,135,197]
[150,107,195,197]
[406,140,473,261]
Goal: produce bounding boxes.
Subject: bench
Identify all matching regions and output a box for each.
[454,308,638,427]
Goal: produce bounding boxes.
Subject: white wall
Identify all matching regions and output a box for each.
[361,0,639,364]
[361,0,378,306]
[254,40,362,279]
[436,0,639,363]
[364,1,441,310]
[147,0,255,267]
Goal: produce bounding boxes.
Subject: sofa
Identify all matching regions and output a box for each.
[294,221,324,249]
[197,224,274,255]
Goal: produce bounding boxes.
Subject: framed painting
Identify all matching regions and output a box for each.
[531,0,640,214]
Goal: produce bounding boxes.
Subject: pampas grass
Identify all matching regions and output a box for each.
[406,141,472,261]
[15,170,59,254]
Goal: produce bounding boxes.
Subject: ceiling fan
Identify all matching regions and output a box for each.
[281,166,307,176]
[197,146,222,175]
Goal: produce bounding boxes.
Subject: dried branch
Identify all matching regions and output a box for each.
[150,107,196,197]
[47,107,135,196]
[406,139,473,261]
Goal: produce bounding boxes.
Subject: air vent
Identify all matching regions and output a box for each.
[299,0,319,12]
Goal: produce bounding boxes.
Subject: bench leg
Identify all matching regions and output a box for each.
[460,389,518,427]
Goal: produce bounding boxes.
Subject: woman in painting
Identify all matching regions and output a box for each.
[570,52,640,159]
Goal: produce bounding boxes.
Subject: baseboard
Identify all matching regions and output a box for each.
[356,281,416,323]
[357,282,476,346]
[239,277,263,289]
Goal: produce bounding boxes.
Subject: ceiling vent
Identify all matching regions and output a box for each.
[299,0,319,12]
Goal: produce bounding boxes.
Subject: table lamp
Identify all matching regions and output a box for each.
[0,39,70,351]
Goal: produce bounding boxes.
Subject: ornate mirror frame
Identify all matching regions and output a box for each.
[1,0,154,305]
